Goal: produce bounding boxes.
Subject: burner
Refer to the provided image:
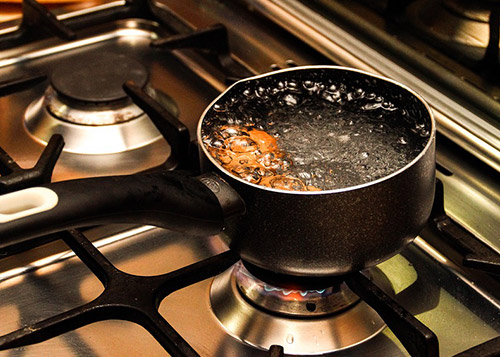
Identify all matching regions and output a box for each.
[210,262,392,354]
[235,263,359,317]
[24,53,179,154]
[47,52,150,126]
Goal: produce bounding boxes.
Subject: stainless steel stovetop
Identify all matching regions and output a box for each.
[1,0,500,356]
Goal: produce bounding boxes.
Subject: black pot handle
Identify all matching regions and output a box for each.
[0,171,241,249]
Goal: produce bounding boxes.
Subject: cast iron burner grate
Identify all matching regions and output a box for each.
[0,229,240,356]
[0,228,438,357]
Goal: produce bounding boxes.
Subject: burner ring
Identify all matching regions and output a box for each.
[235,263,360,317]
[24,87,179,154]
[45,87,145,125]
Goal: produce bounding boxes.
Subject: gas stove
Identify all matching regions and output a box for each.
[1,0,500,356]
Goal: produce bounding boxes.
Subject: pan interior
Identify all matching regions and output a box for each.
[201,68,432,192]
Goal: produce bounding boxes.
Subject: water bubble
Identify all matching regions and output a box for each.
[303,80,317,92]
[321,92,335,103]
[303,80,314,88]
[286,334,294,344]
[298,172,311,179]
[255,87,266,97]
[362,102,382,110]
[354,88,364,97]
[211,139,224,147]
[283,94,298,106]
[213,104,226,112]
[337,135,350,143]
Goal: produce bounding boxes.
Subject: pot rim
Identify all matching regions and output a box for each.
[197,65,436,195]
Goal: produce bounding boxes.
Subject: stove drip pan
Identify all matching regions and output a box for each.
[24,52,179,154]
[210,262,392,355]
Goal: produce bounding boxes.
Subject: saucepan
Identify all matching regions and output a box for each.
[0,66,435,280]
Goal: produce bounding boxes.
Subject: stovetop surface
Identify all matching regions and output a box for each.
[1,223,499,356]
[1,0,500,356]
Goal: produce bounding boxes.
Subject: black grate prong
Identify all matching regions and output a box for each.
[269,344,284,357]
[139,310,200,357]
[0,233,63,258]
[0,134,64,194]
[123,81,190,171]
[431,179,500,276]
[151,24,253,81]
[62,229,119,285]
[0,73,47,97]
[0,303,104,351]
[155,249,239,300]
[22,0,76,41]
[345,271,439,357]
[34,134,66,182]
[0,147,21,175]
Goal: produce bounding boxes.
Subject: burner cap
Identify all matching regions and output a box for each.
[50,52,148,103]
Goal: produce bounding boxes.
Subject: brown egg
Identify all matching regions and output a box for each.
[205,125,322,191]
[248,129,279,152]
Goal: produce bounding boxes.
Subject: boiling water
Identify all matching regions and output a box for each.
[202,78,430,191]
